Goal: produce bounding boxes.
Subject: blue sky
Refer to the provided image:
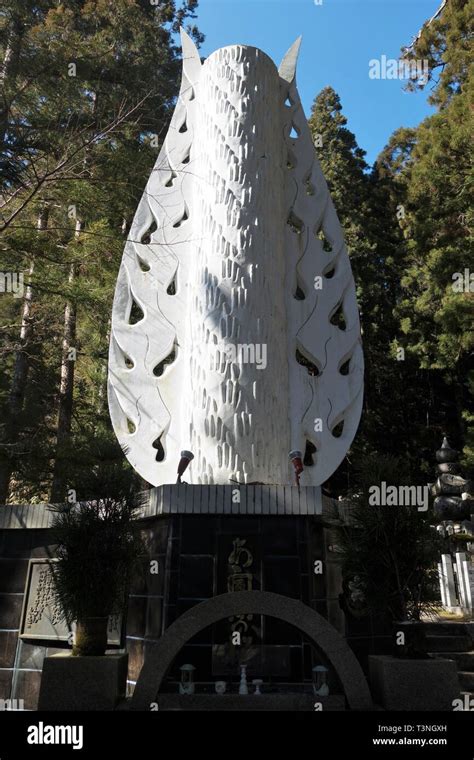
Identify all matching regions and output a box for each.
[192,0,439,166]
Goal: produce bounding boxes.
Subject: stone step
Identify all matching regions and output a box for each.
[431,652,474,670]
[459,672,474,691]
[426,635,472,652]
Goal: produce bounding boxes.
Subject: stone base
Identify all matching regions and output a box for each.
[369,655,459,711]
[153,694,346,711]
[146,484,325,516]
[38,653,128,711]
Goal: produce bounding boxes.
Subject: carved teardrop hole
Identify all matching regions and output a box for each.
[284,95,293,107]
[124,353,134,370]
[153,344,177,377]
[173,206,189,228]
[287,211,304,235]
[167,275,177,295]
[339,357,351,375]
[331,420,344,438]
[294,284,306,301]
[136,254,150,272]
[296,349,320,376]
[330,301,346,331]
[165,170,178,188]
[181,153,190,165]
[305,177,315,195]
[286,150,296,170]
[152,435,165,462]
[289,124,299,139]
[127,418,136,434]
[141,220,157,245]
[304,440,317,466]
[324,265,335,279]
[179,117,187,133]
[129,298,144,325]
[317,229,332,252]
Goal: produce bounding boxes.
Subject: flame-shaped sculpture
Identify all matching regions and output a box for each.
[108,31,364,487]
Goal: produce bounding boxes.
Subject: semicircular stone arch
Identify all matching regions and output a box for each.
[130,591,372,710]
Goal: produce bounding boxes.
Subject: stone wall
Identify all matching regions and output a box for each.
[0,527,65,709]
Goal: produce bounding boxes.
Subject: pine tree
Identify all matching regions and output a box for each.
[392,0,473,469]
[0,0,203,503]
[401,0,472,107]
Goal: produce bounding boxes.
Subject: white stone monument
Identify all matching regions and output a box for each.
[440,553,457,610]
[108,31,363,488]
[455,552,473,611]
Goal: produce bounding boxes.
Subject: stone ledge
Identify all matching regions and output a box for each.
[0,488,332,527]
[0,505,53,530]
[146,484,325,516]
[150,693,346,711]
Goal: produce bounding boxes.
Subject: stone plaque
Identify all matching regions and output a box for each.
[20,559,121,644]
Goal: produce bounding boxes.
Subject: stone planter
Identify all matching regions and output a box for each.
[38,653,128,711]
[369,655,460,711]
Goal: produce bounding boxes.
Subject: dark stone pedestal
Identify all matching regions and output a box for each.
[38,653,128,711]
[369,655,460,711]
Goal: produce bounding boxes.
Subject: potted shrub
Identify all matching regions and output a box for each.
[37,495,145,710]
[50,496,144,655]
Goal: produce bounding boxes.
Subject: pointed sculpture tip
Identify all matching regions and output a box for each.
[279,36,302,83]
[179,26,197,55]
[179,27,202,79]
[179,26,191,45]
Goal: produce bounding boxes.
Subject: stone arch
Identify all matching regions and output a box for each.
[130,591,372,710]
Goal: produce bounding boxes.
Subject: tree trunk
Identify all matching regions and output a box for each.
[0,14,24,150]
[96,317,111,417]
[50,219,82,503]
[0,207,48,504]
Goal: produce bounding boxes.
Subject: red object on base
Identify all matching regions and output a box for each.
[289,450,304,491]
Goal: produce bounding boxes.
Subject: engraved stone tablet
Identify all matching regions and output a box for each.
[20,559,121,644]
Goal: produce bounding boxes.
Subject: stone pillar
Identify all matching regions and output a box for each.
[440,553,457,609]
[455,552,472,611]
[437,562,447,607]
